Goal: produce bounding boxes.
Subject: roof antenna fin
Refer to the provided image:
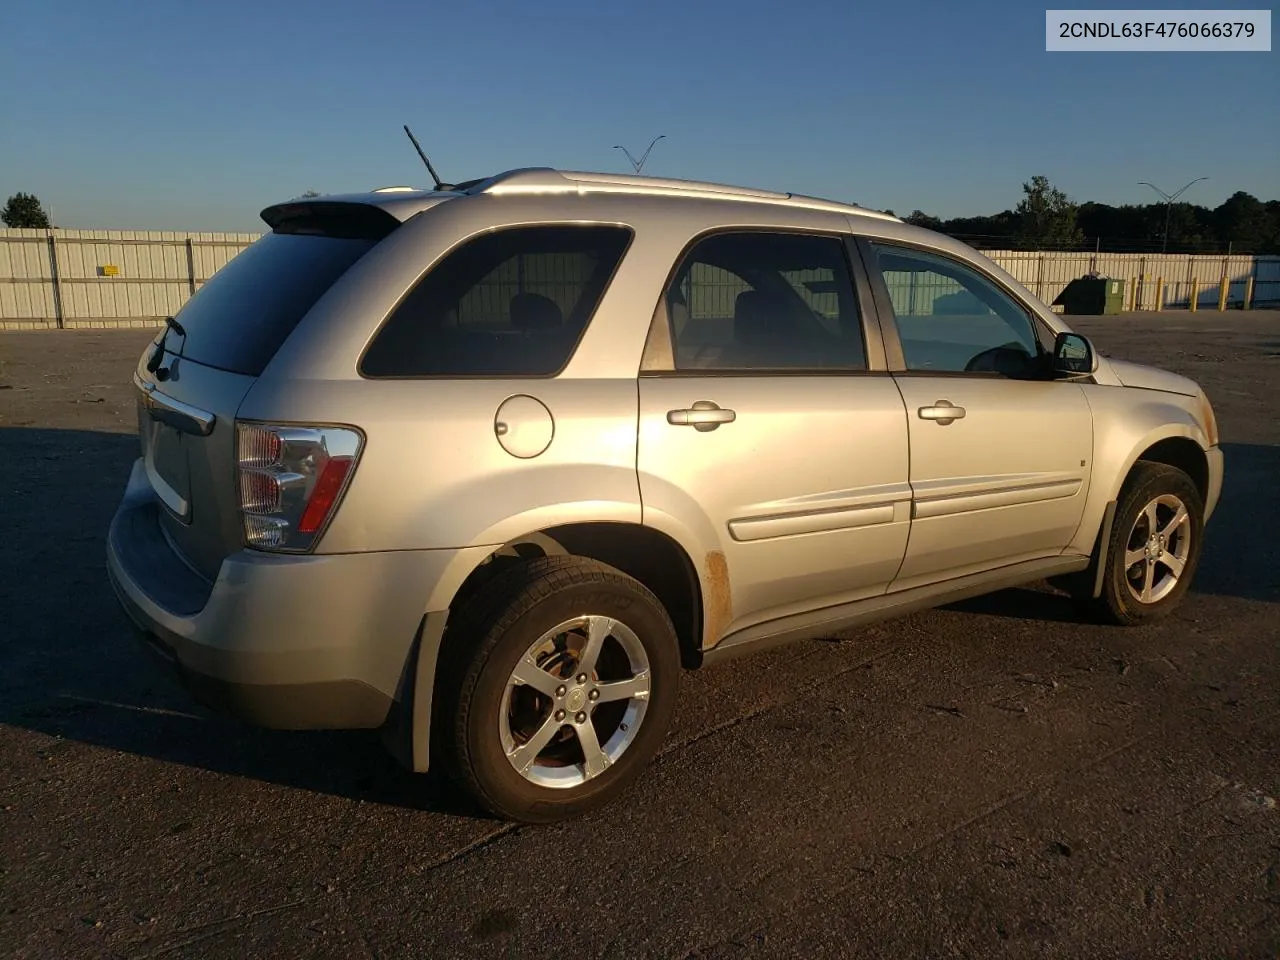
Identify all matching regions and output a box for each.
[403,125,453,191]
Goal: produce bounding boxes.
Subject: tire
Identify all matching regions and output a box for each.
[435,555,680,823]
[1090,461,1205,626]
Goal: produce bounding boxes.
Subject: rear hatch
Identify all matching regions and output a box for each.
[134,203,396,581]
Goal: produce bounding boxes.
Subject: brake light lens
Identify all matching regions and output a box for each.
[235,423,363,551]
[297,456,355,533]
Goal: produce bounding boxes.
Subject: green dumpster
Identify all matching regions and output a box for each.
[1102,277,1126,314]
[1053,276,1126,315]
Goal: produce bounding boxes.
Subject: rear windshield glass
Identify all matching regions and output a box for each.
[171,232,376,375]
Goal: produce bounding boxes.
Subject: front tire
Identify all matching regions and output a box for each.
[436,556,680,823]
[1094,461,1204,626]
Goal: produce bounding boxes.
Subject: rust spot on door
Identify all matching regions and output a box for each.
[702,550,733,647]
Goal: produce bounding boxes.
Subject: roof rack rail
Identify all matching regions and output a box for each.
[463,168,899,221]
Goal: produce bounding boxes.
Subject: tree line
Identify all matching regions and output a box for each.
[894,176,1280,254]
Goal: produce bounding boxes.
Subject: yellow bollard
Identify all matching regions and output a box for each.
[1189,278,1198,312]
[1130,276,1140,311]
[1243,276,1254,311]
[1218,277,1229,311]
[1155,277,1164,312]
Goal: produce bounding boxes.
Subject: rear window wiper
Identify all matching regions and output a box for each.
[145,316,186,381]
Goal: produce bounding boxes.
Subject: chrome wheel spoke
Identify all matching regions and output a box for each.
[510,657,562,698]
[506,714,563,774]
[1142,500,1160,535]
[1139,560,1156,602]
[576,615,614,677]
[594,672,650,704]
[1161,551,1186,579]
[1124,547,1146,570]
[1159,504,1188,538]
[574,719,611,779]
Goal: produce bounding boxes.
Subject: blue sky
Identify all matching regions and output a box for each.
[2,0,1276,231]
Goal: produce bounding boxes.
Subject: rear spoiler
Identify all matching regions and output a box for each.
[259,200,402,240]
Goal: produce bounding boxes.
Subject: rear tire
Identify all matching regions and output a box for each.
[1089,461,1204,626]
[435,556,680,823]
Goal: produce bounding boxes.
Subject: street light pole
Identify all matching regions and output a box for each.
[1138,177,1208,253]
[613,135,667,174]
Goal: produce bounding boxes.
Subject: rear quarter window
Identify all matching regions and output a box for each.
[360,225,632,378]
[171,232,377,376]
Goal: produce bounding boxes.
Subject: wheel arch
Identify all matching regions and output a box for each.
[1068,401,1211,558]
[1072,431,1210,597]
[390,520,708,775]
[442,521,706,671]
[1127,436,1209,504]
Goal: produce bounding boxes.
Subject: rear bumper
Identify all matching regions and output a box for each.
[106,458,481,731]
[121,621,393,729]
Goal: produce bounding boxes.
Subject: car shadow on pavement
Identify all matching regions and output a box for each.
[0,428,1273,809]
[944,585,1090,624]
[946,441,1278,621]
[0,426,484,816]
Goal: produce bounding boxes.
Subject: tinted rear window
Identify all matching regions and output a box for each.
[360,225,632,378]
[171,232,376,375]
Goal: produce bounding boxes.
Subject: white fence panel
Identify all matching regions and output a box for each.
[2,228,1277,328]
[983,250,1273,309]
[0,229,258,327]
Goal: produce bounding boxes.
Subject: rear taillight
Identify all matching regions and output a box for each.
[235,423,363,551]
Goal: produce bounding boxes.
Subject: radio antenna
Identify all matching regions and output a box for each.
[403,125,452,191]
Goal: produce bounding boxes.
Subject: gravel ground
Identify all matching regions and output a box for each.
[1,312,1277,959]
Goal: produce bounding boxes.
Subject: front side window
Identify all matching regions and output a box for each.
[866,243,1042,376]
[666,232,866,372]
[361,225,631,377]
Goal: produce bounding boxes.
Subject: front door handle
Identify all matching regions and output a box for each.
[667,400,736,432]
[918,400,966,426]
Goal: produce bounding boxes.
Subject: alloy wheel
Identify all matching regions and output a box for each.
[499,615,651,788]
[1123,493,1192,604]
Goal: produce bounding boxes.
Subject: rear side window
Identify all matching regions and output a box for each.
[666,232,866,371]
[172,232,377,376]
[361,225,632,378]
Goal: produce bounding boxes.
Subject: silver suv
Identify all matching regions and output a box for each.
[107,168,1223,822]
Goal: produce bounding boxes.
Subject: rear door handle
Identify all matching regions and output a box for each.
[918,400,966,426]
[667,400,736,432]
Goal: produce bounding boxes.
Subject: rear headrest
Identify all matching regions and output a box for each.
[668,291,690,338]
[509,293,563,331]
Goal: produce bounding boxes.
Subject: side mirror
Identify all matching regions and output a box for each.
[1052,332,1097,376]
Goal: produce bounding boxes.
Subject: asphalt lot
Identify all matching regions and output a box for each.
[1,312,1278,959]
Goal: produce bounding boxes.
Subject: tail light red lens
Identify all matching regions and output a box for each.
[297,456,355,534]
[235,423,363,551]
